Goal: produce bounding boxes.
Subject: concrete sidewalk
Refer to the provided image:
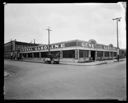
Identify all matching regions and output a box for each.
[60,60,115,66]
[61,58,126,66]
[15,58,126,66]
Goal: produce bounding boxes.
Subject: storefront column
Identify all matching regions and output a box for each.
[112,52,113,59]
[88,50,91,60]
[103,51,105,60]
[78,49,79,60]
[39,52,41,58]
[109,52,111,59]
[26,53,28,58]
[83,51,85,60]
[95,51,97,61]
[75,49,79,60]
[60,51,63,59]
[32,53,34,58]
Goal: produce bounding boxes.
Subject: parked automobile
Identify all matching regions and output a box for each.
[44,53,60,64]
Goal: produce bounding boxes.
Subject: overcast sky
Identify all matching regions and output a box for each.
[4,3,126,49]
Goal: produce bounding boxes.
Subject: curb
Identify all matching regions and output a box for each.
[60,61,109,66]
[10,60,113,66]
[96,62,108,65]
[4,59,125,66]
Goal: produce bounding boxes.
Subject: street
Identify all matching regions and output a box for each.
[4,59,126,100]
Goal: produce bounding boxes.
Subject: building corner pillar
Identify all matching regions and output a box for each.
[112,52,114,59]
[39,52,41,58]
[26,53,28,58]
[78,49,79,60]
[109,52,111,59]
[60,51,63,59]
[75,49,79,60]
[95,51,97,61]
[32,53,34,58]
[103,51,105,60]
[88,50,91,60]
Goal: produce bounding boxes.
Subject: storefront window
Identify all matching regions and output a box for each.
[114,52,117,56]
[79,50,89,58]
[97,51,103,57]
[105,52,109,57]
[63,50,75,58]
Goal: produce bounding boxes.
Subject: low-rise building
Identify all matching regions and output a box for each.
[19,39,119,62]
[4,40,39,59]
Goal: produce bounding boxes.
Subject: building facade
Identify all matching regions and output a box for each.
[4,40,39,59]
[19,39,119,62]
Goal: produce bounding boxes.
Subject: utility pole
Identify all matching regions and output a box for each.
[112,17,121,62]
[46,27,52,55]
[10,39,13,59]
[10,39,12,52]
[34,39,35,44]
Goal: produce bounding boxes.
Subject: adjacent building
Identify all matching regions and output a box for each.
[4,40,39,59]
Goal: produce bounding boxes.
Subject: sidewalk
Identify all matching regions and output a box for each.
[18,58,126,66]
[60,60,114,66]
[61,59,126,66]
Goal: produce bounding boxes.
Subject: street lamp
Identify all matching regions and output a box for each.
[112,17,121,62]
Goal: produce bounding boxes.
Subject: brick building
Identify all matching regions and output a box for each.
[4,40,39,59]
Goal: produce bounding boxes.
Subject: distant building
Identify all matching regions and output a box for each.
[4,40,39,59]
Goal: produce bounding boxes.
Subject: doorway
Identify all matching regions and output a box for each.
[91,51,95,61]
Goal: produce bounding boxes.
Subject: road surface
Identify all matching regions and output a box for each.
[4,59,126,100]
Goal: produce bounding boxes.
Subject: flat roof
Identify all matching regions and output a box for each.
[4,40,40,46]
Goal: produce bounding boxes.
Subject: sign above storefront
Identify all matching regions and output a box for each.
[20,40,117,52]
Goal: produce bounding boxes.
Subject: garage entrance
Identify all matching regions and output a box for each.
[91,51,95,61]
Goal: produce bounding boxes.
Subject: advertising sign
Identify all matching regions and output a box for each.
[21,40,116,52]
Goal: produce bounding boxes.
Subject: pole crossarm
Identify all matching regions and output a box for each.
[112,17,121,21]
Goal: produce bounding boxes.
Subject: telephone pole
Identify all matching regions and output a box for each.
[46,27,52,54]
[112,17,121,62]
[34,39,35,44]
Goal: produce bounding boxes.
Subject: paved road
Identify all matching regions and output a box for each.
[4,60,126,100]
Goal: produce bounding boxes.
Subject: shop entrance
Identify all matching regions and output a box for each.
[91,51,95,61]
